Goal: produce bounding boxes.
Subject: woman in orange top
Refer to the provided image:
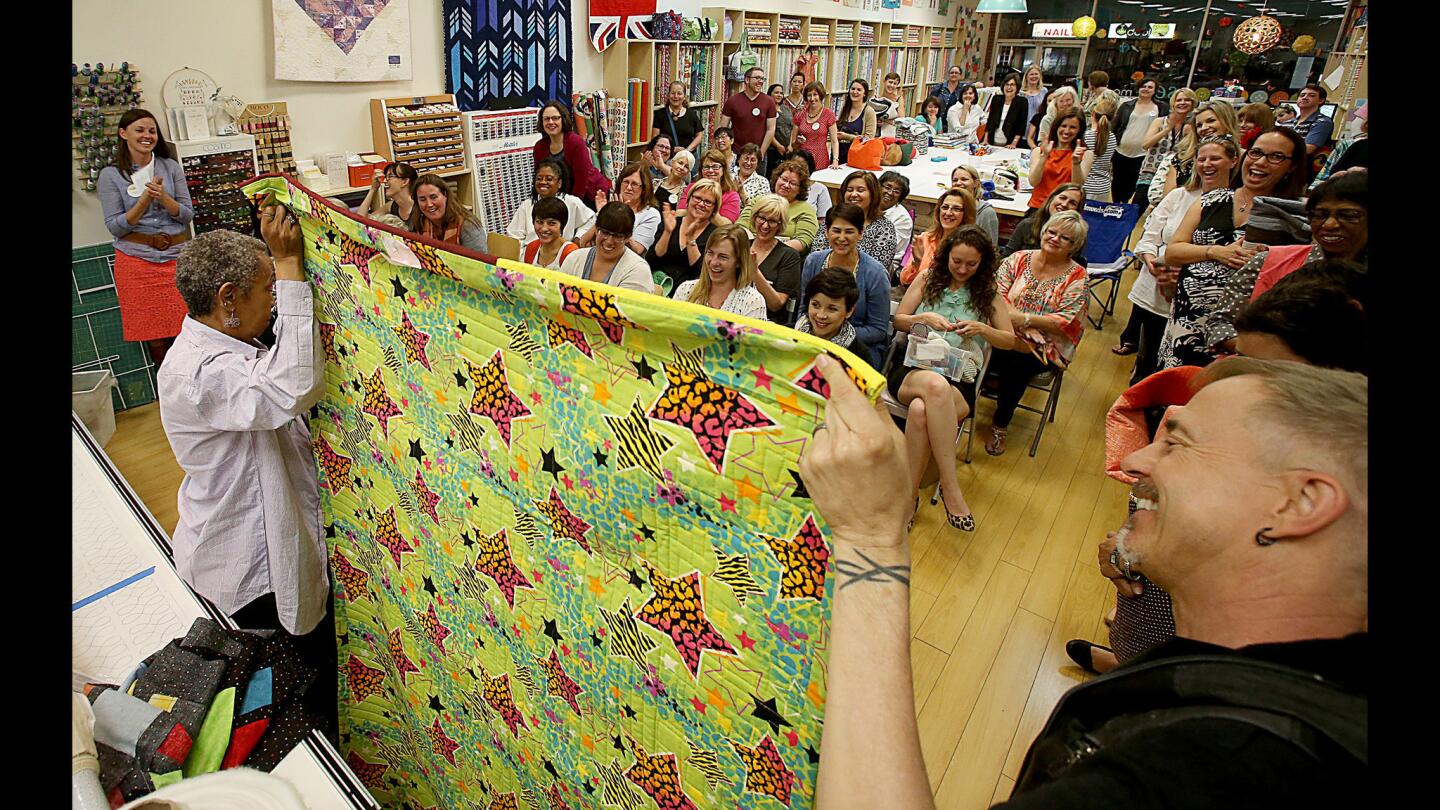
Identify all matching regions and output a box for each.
[899,187,975,286]
[1026,110,1087,213]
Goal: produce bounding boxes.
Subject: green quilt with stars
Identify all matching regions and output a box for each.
[243,176,885,809]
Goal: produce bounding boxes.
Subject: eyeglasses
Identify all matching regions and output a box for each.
[1307,209,1366,225]
[690,197,715,208]
[1245,148,1293,165]
[597,228,627,242]
[702,164,723,172]
[1043,230,1075,244]
[755,215,781,227]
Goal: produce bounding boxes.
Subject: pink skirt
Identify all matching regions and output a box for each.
[113,250,188,342]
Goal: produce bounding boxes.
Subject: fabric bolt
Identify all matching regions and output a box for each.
[240,174,886,809]
[1157,189,1245,369]
[159,280,328,637]
[809,216,898,272]
[110,252,189,342]
[672,280,768,320]
[443,0,572,110]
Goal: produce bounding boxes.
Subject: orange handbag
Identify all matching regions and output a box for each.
[846,137,886,171]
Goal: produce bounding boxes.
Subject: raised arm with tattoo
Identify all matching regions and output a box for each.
[801,355,935,810]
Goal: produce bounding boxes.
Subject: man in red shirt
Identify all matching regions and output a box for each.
[718,67,778,174]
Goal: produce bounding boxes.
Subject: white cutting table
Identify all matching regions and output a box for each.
[71,416,378,810]
[811,145,1036,219]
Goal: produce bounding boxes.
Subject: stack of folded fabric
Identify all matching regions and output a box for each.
[82,618,319,807]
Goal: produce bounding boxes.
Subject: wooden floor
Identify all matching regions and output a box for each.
[100,280,1139,809]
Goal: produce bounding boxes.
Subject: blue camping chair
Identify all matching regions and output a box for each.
[1080,201,1142,329]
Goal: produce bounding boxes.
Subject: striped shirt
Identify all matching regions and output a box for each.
[1083,129,1119,200]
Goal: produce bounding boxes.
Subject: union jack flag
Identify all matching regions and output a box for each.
[588,0,654,53]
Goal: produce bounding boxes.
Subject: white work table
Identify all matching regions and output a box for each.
[812,146,1036,218]
[71,416,378,810]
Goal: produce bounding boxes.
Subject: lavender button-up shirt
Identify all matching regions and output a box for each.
[158,280,328,634]
[98,157,194,263]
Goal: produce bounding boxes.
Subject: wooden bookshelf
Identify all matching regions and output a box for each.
[704,6,960,121]
[602,26,727,160]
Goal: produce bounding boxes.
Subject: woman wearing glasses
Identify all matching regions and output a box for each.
[984,209,1090,456]
[577,162,661,254]
[1201,170,1368,354]
[650,179,722,289]
[533,101,611,205]
[559,203,654,294]
[1157,129,1308,369]
[678,150,742,223]
[747,194,804,325]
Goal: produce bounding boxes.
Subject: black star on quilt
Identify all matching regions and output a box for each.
[632,356,657,384]
[592,448,608,467]
[543,617,563,645]
[638,524,656,542]
[590,631,603,648]
[751,694,792,734]
[540,447,566,478]
[408,439,426,463]
[456,319,469,334]
[469,494,480,507]
[428,694,444,713]
[324,523,336,538]
[543,758,560,780]
[623,704,637,719]
[583,782,596,796]
[788,468,810,500]
[422,575,437,597]
[391,276,409,299]
[627,568,645,590]
[453,369,467,388]
[805,745,821,764]
[460,531,474,549]
[612,735,625,751]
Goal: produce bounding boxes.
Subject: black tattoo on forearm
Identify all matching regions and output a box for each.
[834,550,910,591]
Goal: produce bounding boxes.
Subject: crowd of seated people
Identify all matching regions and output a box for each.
[148,66,1369,810]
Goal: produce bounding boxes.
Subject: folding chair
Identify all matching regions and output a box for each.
[1080,201,1142,329]
[978,362,1064,458]
[880,334,991,508]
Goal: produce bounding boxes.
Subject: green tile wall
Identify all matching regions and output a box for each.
[72,243,157,412]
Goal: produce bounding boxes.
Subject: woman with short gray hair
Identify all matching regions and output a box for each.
[159,205,336,740]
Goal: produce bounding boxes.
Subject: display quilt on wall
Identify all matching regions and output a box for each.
[241,174,884,809]
[444,0,572,111]
[273,0,413,82]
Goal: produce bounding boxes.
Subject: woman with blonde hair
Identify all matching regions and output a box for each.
[654,148,694,209]
[1153,99,1238,204]
[1136,87,1196,206]
[1030,85,1078,150]
[747,193,804,324]
[1078,95,1119,202]
[673,224,767,320]
[950,164,999,245]
[1020,65,1049,127]
[651,177,720,288]
[679,149,742,223]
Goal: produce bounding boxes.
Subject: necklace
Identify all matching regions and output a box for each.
[1234,187,1254,215]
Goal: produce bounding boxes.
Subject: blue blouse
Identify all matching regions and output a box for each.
[99,156,194,263]
[800,250,891,368]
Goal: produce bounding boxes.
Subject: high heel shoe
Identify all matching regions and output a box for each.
[944,503,976,532]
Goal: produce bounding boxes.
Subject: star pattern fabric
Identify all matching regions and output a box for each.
[730,735,798,803]
[467,350,531,447]
[647,362,776,474]
[534,486,593,554]
[244,176,885,809]
[764,515,831,601]
[635,565,737,677]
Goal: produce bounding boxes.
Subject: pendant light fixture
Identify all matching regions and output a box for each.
[1233,2,1283,54]
[974,0,1028,13]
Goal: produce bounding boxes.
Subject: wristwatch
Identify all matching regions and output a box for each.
[686,240,698,249]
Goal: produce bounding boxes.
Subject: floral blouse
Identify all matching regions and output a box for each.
[996,249,1088,368]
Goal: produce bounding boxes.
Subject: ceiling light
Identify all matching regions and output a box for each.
[974,0,1028,11]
